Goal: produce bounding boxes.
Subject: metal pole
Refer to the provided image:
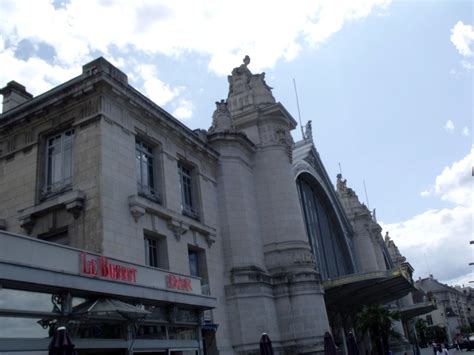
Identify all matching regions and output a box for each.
[293,78,305,139]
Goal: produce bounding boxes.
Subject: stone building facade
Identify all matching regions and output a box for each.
[416,276,471,342]
[0,56,424,354]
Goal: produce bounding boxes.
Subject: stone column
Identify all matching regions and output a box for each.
[235,107,329,352]
[222,57,330,353]
[208,102,281,352]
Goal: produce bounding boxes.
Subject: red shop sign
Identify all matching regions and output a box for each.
[165,274,192,292]
[80,252,137,283]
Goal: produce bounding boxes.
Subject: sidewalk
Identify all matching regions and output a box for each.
[419,349,474,355]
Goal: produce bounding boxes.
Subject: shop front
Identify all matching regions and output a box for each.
[0,231,216,354]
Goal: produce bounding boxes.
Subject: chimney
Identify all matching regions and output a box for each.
[0,81,33,113]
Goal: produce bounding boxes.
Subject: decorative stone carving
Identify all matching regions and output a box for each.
[265,248,316,271]
[303,120,313,141]
[66,200,84,219]
[227,56,275,114]
[20,216,35,234]
[208,100,235,134]
[385,232,407,265]
[129,205,145,222]
[167,220,188,241]
[304,154,318,171]
[205,233,216,248]
[336,173,356,196]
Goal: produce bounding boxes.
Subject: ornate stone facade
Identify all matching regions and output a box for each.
[0,57,422,355]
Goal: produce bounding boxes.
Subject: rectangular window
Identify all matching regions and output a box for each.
[38,228,69,246]
[188,246,209,294]
[426,315,433,325]
[178,162,199,220]
[42,129,74,197]
[188,250,199,277]
[145,234,168,269]
[136,139,160,202]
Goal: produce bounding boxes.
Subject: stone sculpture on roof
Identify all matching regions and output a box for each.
[227,56,275,115]
[304,120,313,141]
[208,99,235,134]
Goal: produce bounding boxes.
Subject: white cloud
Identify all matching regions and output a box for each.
[461,59,474,70]
[433,146,473,206]
[463,127,470,136]
[0,0,392,78]
[450,21,474,71]
[381,148,474,284]
[444,119,455,132]
[451,21,474,57]
[420,190,430,197]
[0,48,80,107]
[172,99,194,120]
[135,64,182,106]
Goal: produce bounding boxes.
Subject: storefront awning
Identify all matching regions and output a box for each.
[72,298,151,320]
[398,301,436,321]
[323,267,416,312]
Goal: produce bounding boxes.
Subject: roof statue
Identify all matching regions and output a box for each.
[303,120,313,141]
[336,173,347,191]
[227,56,275,114]
[208,99,235,134]
[231,55,252,78]
[384,232,407,264]
[336,173,356,196]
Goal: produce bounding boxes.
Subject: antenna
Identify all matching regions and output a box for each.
[424,253,431,276]
[338,162,343,175]
[293,78,305,139]
[363,180,370,210]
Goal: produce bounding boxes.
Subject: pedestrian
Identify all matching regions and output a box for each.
[435,344,449,355]
[454,337,460,351]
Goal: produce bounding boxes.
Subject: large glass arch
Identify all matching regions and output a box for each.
[297,172,354,280]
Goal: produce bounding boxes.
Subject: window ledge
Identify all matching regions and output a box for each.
[18,190,86,233]
[137,190,162,204]
[128,194,216,247]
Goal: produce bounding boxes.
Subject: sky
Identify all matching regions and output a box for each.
[0,0,472,287]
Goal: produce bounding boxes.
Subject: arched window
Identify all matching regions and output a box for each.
[297,173,353,280]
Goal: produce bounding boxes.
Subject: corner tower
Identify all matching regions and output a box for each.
[208,57,330,354]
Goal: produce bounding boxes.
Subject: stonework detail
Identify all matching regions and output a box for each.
[385,232,407,265]
[208,100,235,134]
[226,56,275,114]
[0,56,419,355]
[167,220,188,241]
[303,120,313,141]
[265,248,315,272]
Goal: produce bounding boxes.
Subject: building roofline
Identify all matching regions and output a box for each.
[0,57,219,160]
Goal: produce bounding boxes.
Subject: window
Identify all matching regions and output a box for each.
[188,246,209,294]
[136,139,160,202]
[188,250,200,277]
[38,228,69,246]
[42,129,74,196]
[178,162,199,220]
[145,234,168,269]
[426,315,433,325]
[297,173,354,280]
